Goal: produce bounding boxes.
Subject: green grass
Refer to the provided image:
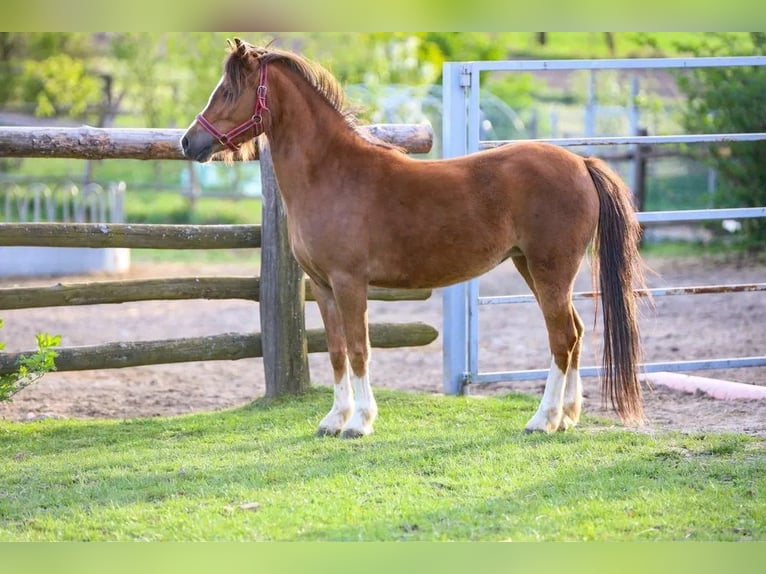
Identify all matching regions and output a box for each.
[12,159,185,189]
[129,248,259,266]
[640,239,745,258]
[1,388,763,541]
[123,190,261,225]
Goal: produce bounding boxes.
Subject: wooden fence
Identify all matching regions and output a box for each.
[0,124,437,397]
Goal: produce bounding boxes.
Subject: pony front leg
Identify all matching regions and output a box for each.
[333,278,377,438]
[342,368,377,439]
[312,279,354,436]
[317,363,354,436]
[340,328,378,438]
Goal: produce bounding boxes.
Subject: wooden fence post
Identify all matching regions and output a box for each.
[258,138,311,397]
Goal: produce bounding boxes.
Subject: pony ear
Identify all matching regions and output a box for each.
[233,37,248,56]
[226,38,249,57]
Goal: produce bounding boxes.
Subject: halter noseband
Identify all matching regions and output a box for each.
[196,61,269,152]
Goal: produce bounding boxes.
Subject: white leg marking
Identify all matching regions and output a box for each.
[317,364,353,436]
[560,368,583,430]
[525,358,567,433]
[341,372,378,438]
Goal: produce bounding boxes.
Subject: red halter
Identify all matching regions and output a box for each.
[196,62,269,152]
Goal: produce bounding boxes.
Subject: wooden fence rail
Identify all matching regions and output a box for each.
[0,124,433,160]
[0,276,431,309]
[1,123,436,398]
[0,222,261,249]
[0,323,438,376]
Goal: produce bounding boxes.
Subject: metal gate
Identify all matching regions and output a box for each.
[441,56,766,394]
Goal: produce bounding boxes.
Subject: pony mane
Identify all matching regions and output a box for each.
[224,41,403,154]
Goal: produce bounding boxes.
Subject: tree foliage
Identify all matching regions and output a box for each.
[21,53,102,118]
[0,33,102,122]
[0,318,61,403]
[1,33,544,128]
[672,33,766,244]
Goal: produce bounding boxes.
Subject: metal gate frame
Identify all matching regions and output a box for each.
[442,56,766,395]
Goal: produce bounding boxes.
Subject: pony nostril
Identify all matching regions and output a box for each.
[181,136,190,151]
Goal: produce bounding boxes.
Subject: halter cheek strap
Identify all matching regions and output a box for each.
[196,62,269,152]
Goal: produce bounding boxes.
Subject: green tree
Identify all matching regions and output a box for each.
[164,32,235,126]
[0,33,103,122]
[21,53,101,119]
[108,33,176,128]
[673,32,766,244]
[0,33,105,174]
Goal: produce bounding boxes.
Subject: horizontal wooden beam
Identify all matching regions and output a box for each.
[0,277,256,309]
[362,322,438,349]
[0,124,433,160]
[0,223,261,249]
[358,124,433,154]
[362,285,432,302]
[0,322,439,375]
[0,276,431,309]
[0,127,186,161]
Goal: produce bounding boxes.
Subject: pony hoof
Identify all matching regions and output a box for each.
[524,420,558,434]
[557,415,577,432]
[524,409,562,434]
[316,427,341,437]
[340,428,369,439]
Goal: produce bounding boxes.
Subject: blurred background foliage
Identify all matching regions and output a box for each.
[1,32,764,245]
[3,32,747,129]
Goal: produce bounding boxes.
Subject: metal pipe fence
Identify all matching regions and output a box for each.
[442,56,766,393]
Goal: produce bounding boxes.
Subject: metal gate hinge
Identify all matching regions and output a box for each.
[460,372,473,393]
[459,66,472,88]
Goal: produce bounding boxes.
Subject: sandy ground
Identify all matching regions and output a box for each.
[1,250,765,436]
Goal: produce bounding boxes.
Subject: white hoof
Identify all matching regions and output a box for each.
[341,406,377,439]
[524,407,563,434]
[557,414,577,432]
[317,408,352,437]
[561,401,581,430]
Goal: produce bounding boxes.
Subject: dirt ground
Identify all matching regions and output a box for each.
[1,250,765,436]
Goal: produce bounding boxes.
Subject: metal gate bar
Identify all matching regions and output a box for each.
[480,283,766,306]
[471,357,766,385]
[442,55,766,395]
[481,132,766,150]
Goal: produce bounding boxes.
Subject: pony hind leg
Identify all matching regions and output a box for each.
[560,309,585,430]
[516,256,583,433]
[511,255,585,430]
[524,297,581,433]
[311,279,354,436]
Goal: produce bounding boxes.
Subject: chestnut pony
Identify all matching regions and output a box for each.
[181,39,646,437]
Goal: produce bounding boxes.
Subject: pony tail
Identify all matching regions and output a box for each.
[586,157,647,424]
